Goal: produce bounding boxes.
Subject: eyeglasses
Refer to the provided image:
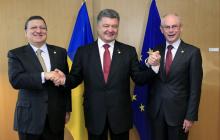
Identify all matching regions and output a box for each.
[162,25,180,30]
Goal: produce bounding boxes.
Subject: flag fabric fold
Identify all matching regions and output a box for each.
[131,0,165,140]
[66,2,94,140]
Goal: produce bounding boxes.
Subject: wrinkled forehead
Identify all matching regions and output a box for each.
[98,17,119,25]
[161,15,181,26]
[98,17,119,22]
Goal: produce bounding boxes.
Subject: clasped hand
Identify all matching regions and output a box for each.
[44,69,65,86]
[147,50,161,66]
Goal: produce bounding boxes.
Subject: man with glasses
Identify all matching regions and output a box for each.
[147,13,203,140]
[8,16,71,140]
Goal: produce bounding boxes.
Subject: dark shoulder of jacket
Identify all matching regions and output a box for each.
[8,44,28,54]
[47,44,67,53]
[180,40,200,51]
[115,40,135,52]
[76,41,97,52]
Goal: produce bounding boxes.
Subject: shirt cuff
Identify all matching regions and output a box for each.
[145,58,159,74]
[145,58,150,67]
[41,72,46,83]
[151,66,159,74]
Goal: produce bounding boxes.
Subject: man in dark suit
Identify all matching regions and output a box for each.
[148,13,203,140]
[8,16,71,140]
[54,9,160,140]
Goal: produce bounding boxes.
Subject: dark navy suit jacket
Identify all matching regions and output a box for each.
[65,41,156,135]
[8,44,71,134]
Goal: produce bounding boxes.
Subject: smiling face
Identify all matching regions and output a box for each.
[25,19,47,47]
[160,14,182,44]
[97,17,119,43]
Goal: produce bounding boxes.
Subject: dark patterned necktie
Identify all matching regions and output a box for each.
[103,44,111,83]
[165,45,173,76]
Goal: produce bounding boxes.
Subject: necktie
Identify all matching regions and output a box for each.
[36,49,47,72]
[165,45,173,76]
[103,44,111,83]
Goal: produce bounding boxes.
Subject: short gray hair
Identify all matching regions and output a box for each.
[97,9,120,23]
[161,13,182,27]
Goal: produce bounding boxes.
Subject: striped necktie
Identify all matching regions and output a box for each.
[36,49,47,72]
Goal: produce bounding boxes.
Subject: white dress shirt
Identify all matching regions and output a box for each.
[164,39,181,63]
[30,44,51,83]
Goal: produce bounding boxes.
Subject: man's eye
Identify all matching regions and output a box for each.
[30,27,38,30]
[112,25,118,29]
[40,27,47,30]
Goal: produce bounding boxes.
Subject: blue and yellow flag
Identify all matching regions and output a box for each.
[132,0,165,140]
[66,2,94,140]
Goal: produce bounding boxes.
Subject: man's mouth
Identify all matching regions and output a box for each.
[168,34,175,38]
[33,33,44,37]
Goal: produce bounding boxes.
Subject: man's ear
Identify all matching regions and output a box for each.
[160,27,164,34]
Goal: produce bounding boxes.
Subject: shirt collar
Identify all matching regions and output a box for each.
[166,39,181,50]
[98,38,115,49]
[30,43,47,53]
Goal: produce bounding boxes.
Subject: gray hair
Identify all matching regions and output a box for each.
[161,13,182,27]
[97,9,120,23]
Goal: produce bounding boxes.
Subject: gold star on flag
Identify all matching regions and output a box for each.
[139,104,145,112]
[132,94,137,101]
[147,48,154,55]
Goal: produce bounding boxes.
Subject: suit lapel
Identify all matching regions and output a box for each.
[47,45,56,71]
[167,41,186,79]
[24,45,43,72]
[107,41,122,83]
[92,41,123,84]
[91,42,106,83]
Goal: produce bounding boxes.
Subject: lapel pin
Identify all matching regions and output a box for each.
[181,50,184,53]
[54,51,56,54]
[117,49,121,54]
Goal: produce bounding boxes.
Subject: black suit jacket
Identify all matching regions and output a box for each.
[65,41,156,135]
[148,40,203,126]
[8,44,71,134]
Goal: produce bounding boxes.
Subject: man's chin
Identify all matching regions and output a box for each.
[104,38,115,43]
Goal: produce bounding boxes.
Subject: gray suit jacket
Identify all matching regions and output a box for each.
[8,44,71,134]
[148,40,203,126]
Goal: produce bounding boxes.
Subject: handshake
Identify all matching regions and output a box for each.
[44,69,66,86]
[43,50,160,87]
[147,50,161,66]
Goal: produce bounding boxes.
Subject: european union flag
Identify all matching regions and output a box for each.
[132,0,165,140]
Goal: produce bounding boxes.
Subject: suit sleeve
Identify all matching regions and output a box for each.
[65,47,83,89]
[129,47,157,85]
[185,48,203,121]
[8,50,43,90]
[62,50,72,112]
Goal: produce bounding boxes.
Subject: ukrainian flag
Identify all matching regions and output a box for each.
[66,2,94,140]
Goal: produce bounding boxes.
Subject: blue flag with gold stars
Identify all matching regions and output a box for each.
[131,0,165,140]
